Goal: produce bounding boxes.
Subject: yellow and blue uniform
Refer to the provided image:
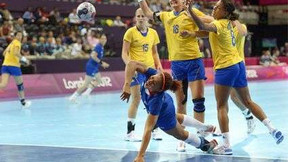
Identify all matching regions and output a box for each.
[123,26,160,86]
[1,39,22,76]
[156,9,206,82]
[86,43,104,77]
[209,19,247,87]
[141,68,176,130]
[234,24,246,60]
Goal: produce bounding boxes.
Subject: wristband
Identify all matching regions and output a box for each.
[138,0,143,2]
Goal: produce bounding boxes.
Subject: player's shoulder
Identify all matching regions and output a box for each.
[126,26,137,33]
[148,27,157,33]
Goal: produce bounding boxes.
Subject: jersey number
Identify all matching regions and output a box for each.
[143,44,149,52]
[173,25,179,34]
[228,23,236,46]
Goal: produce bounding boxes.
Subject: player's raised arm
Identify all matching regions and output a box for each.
[138,0,154,20]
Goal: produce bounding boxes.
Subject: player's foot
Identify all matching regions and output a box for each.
[198,137,218,153]
[213,145,233,155]
[271,129,284,144]
[212,127,222,137]
[22,100,31,108]
[68,95,78,103]
[198,125,216,137]
[176,141,186,152]
[152,128,162,141]
[246,118,256,134]
[125,131,142,142]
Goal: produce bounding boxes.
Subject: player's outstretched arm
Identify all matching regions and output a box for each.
[134,114,158,162]
[121,61,148,102]
[139,0,154,20]
[187,2,217,32]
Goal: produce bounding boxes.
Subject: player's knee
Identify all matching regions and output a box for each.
[132,94,141,104]
[193,97,205,113]
[17,83,24,91]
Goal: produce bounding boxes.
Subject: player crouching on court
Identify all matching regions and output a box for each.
[0,31,31,108]
[121,61,218,162]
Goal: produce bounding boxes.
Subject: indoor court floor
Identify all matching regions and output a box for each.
[0,80,287,162]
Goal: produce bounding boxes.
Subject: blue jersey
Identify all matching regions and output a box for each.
[87,43,104,67]
[85,43,104,77]
[140,68,177,131]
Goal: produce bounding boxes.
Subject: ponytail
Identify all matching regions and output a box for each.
[222,0,239,21]
[161,72,181,92]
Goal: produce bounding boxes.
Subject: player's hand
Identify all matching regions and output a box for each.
[180,30,196,38]
[134,156,144,162]
[184,0,193,9]
[120,83,131,103]
[101,62,110,69]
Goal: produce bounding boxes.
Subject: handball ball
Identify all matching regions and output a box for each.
[77,2,96,21]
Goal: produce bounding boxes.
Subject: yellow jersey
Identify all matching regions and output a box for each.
[2,39,21,67]
[234,24,246,60]
[209,19,243,70]
[123,26,160,68]
[159,8,205,61]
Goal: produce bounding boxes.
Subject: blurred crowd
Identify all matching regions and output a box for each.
[0,1,288,66]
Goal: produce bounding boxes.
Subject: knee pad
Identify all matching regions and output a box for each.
[17,83,24,91]
[181,79,188,105]
[193,97,205,112]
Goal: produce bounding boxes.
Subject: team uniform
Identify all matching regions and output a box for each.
[1,39,22,76]
[86,43,104,77]
[123,26,160,86]
[155,8,206,82]
[234,24,247,60]
[209,19,246,87]
[141,68,176,130]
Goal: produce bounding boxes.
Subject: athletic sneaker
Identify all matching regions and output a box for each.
[176,141,186,152]
[198,137,218,153]
[271,129,284,144]
[125,131,142,142]
[198,125,216,137]
[213,145,233,155]
[22,100,31,108]
[152,128,162,141]
[246,118,256,134]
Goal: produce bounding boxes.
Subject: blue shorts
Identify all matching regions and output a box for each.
[215,61,247,88]
[130,72,146,87]
[156,99,177,131]
[86,64,98,77]
[171,58,206,82]
[1,66,22,76]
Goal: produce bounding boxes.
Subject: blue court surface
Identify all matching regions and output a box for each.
[0,80,287,162]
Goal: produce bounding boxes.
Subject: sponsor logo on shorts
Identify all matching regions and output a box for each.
[62,76,112,89]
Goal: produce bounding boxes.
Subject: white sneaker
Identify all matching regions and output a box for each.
[271,129,284,144]
[176,141,186,152]
[213,145,233,155]
[246,118,256,134]
[125,131,142,142]
[152,128,162,141]
[22,100,31,108]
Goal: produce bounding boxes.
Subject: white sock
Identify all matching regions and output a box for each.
[184,132,201,148]
[83,87,93,95]
[262,118,275,133]
[222,132,231,147]
[182,115,206,130]
[242,109,252,119]
[128,118,136,125]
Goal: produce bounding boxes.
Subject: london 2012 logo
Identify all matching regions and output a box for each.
[62,76,112,89]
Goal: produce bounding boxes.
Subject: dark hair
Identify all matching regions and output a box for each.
[222,0,239,21]
[162,72,181,92]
